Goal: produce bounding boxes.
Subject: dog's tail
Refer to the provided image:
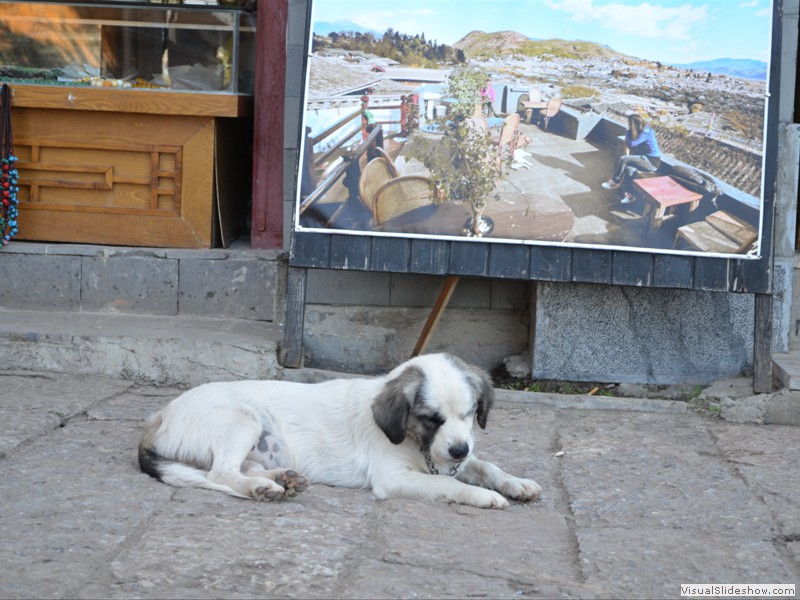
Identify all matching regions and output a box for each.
[138,416,247,498]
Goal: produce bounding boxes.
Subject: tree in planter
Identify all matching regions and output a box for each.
[416,67,503,236]
[445,66,488,119]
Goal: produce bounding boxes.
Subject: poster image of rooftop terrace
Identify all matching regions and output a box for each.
[295,0,773,257]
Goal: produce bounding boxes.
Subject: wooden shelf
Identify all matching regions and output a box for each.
[2,83,253,118]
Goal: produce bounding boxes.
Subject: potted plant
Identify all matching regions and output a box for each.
[416,67,503,237]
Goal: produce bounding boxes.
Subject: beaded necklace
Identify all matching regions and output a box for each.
[1,84,19,246]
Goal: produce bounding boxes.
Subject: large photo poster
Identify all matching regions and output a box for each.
[295,0,773,258]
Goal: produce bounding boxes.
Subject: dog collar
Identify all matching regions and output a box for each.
[422,449,461,476]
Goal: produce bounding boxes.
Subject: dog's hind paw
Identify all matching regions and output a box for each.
[274,469,310,498]
[253,481,286,502]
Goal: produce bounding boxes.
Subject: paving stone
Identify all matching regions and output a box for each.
[0,371,132,455]
[1,370,799,599]
[709,421,800,537]
[578,527,797,599]
[557,411,775,536]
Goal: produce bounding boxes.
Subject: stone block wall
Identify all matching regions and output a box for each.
[301,270,531,374]
[0,242,285,322]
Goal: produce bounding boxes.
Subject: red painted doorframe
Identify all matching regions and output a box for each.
[250,0,286,249]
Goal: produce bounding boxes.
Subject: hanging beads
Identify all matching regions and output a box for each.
[1,84,19,245]
[0,154,19,245]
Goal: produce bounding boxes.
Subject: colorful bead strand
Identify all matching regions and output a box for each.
[1,84,19,246]
[1,154,19,244]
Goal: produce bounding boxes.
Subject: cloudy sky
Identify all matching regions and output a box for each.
[310,0,774,65]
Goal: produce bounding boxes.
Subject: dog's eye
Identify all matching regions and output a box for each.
[418,413,444,428]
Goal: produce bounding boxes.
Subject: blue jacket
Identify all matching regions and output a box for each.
[626,126,660,158]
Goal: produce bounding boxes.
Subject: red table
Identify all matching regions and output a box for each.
[633,175,703,237]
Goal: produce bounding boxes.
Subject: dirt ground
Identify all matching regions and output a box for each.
[491,365,708,402]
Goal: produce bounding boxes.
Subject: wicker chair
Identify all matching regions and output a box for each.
[541,97,562,130]
[372,176,438,226]
[492,112,521,170]
[373,146,400,175]
[358,157,398,213]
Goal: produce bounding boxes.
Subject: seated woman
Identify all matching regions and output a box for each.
[602,114,661,204]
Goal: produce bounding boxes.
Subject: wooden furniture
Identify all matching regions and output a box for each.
[520,100,547,124]
[541,98,562,130]
[519,97,561,128]
[633,175,703,237]
[372,176,437,226]
[0,1,255,248]
[675,210,758,254]
[4,86,252,248]
[358,157,398,215]
[491,113,521,169]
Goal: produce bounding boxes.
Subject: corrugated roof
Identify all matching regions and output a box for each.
[307,55,383,99]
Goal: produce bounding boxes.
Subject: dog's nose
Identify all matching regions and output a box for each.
[449,443,469,460]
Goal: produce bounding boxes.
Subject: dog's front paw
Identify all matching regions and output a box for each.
[500,477,541,502]
[467,488,509,510]
[274,469,310,498]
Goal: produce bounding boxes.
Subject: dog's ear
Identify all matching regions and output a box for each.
[372,365,425,444]
[466,364,495,430]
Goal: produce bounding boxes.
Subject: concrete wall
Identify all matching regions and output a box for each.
[533,282,754,385]
[777,0,800,353]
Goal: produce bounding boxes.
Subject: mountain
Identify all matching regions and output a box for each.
[454,31,625,60]
[672,58,767,81]
[453,30,531,56]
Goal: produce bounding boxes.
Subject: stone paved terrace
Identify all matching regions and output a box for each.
[310,116,758,255]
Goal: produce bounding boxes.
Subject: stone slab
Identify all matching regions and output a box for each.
[0,311,282,387]
[1,370,798,600]
[81,255,179,315]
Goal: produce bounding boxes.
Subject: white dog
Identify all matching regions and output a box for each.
[139,353,541,509]
[511,148,534,170]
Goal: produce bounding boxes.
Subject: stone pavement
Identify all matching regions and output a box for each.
[0,369,798,599]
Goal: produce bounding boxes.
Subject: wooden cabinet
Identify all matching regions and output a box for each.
[0,1,255,248]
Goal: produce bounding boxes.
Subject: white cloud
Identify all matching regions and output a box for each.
[543,0,708,40]
[738,1,758,7]
[350,9,435,34]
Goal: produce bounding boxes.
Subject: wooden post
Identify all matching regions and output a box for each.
[250,0,286,249]
[280,267,308,368]
[412,276,460,358]
[753,292,773,393]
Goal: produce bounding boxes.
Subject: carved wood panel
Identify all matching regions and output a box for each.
[12,107,214,247]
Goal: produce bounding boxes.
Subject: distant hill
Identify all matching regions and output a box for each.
[453,30,530,56]
[454,31,625,60]
[672,58,767,81]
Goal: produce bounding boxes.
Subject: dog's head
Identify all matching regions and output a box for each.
[372,353,494,471]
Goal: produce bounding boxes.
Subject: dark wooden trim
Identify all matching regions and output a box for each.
[290,232,772,294]
[753,292,774,393]
[251,0,286,249]
[280,266,308,368]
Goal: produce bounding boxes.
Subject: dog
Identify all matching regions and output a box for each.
[511,148,534,170]
[139,353,541,509]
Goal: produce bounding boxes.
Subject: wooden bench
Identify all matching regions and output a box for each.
[674,210,758,254]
